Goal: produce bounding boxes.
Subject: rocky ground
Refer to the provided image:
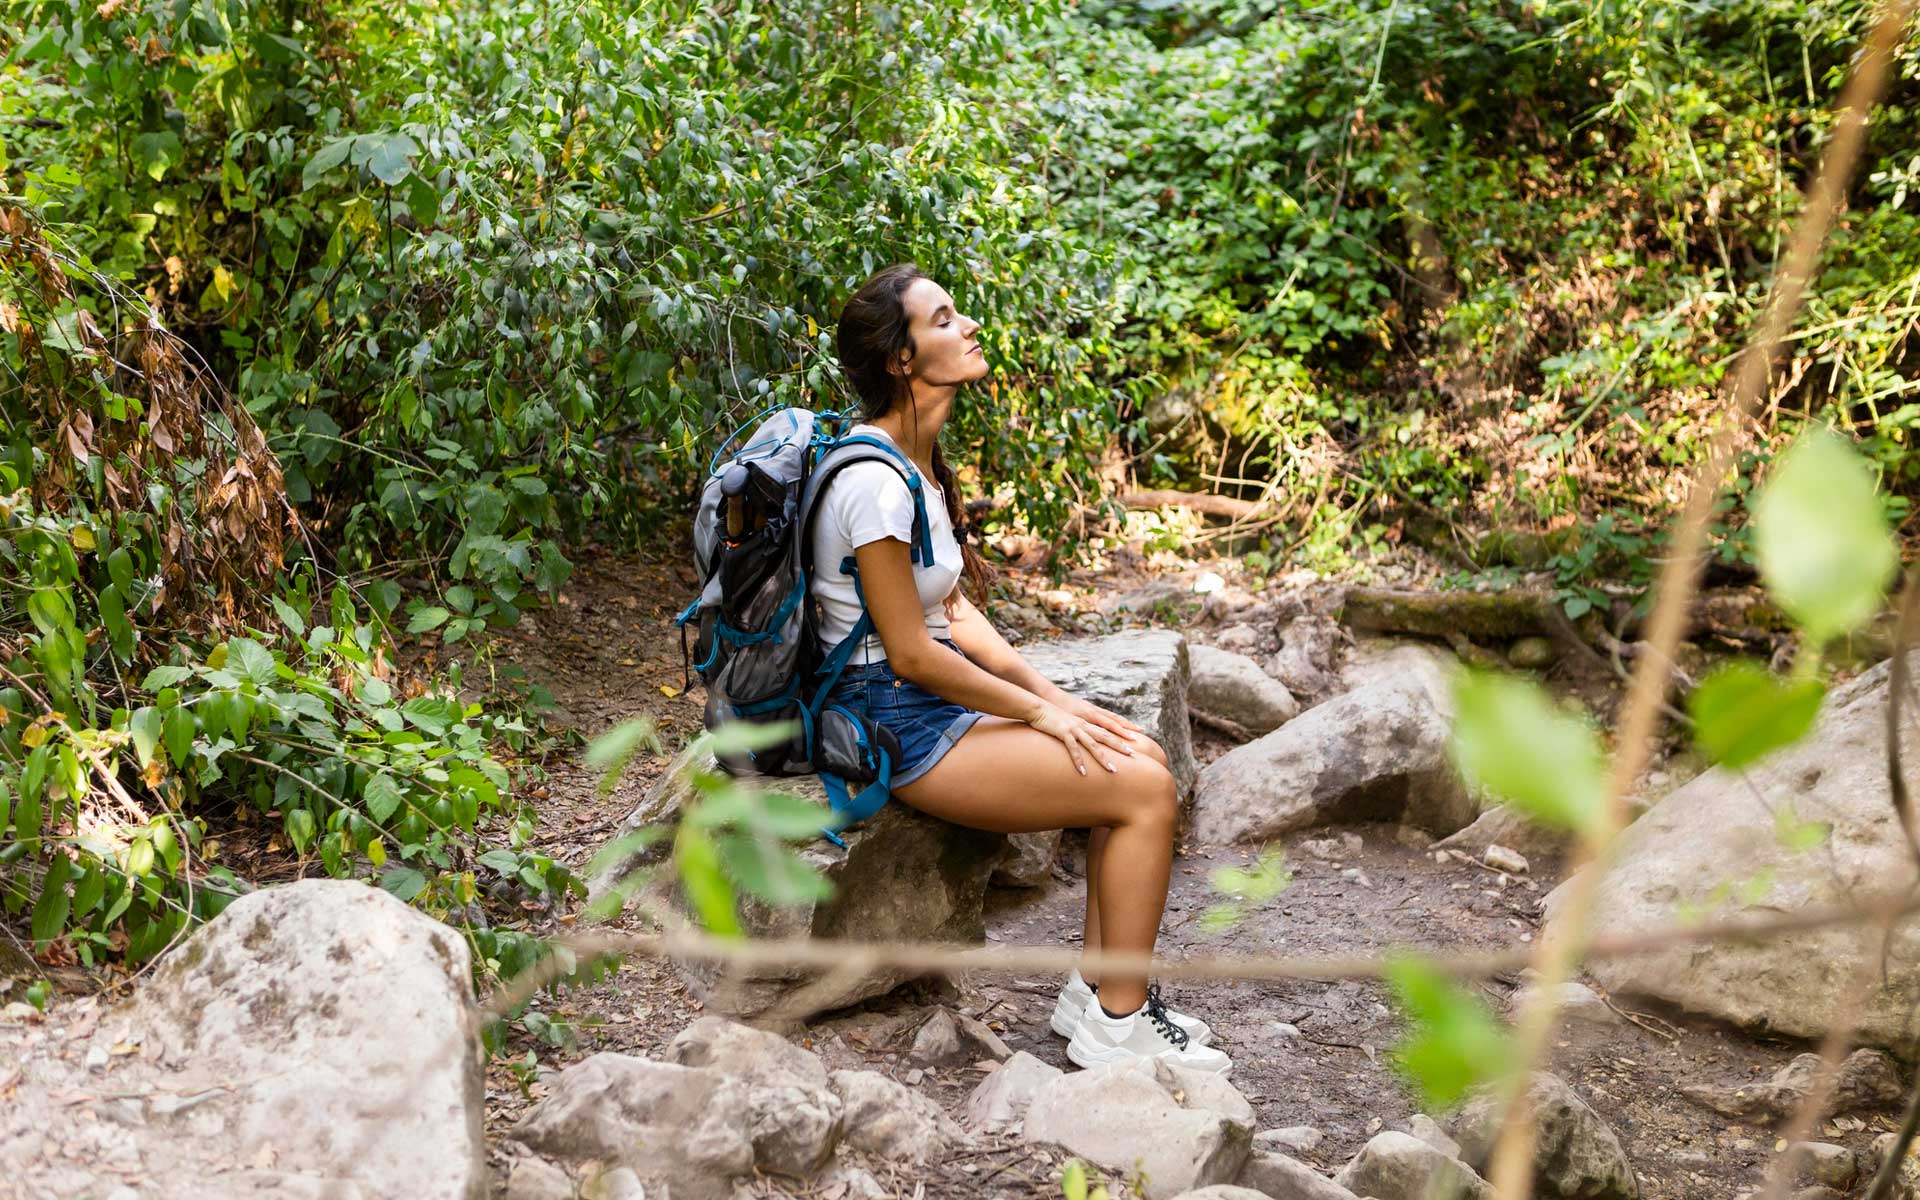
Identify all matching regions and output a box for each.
[6,535,1920,1199]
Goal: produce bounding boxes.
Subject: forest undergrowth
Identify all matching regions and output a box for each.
[4,0,1920,1069]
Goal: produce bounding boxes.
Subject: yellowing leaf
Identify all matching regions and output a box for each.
[806,315,819,338]
[659,684,681,698]
[70,525,97,551]
[705,200,729,217]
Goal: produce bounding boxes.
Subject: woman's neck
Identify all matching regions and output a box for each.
[868,405,946,479]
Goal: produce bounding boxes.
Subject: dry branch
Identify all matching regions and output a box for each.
[1485,5,1919,1196]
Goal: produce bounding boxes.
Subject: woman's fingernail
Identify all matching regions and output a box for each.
[1106,761,1117,772]
[1078,765,1087,775]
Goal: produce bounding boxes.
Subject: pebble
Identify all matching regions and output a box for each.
[1341,867,1374,889]
[84,1044,108,1071]
[1483,844,1530,874]
[903,1068,924,1086]
[1269,1022,1302,1041]
[1256,1125,1324,1155]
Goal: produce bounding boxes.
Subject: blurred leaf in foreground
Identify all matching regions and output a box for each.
[1753,428,1897,646]
[1449,669,1607,835]
[1386,952,1519,1110]
[1688,661,1824,768]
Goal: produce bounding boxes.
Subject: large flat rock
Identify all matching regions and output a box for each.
[0,880,487,1199]
[612,762,1004,1019]
[1019,629,1197,799]
[1559,657,1920,1052]
[1190,646,1475,844]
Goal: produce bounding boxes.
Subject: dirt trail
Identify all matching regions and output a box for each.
[477,543,1903,1199]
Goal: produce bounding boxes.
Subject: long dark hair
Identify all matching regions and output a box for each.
[835,262,997,600]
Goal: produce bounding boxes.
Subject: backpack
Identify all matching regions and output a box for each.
[673,404,940,838]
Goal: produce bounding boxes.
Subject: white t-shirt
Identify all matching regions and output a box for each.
[809,425,964,665]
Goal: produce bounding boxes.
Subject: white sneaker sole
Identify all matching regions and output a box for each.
[1065,1033,1233,1075]
[1049,993,1087,1039]
[1050,993,1217,1046]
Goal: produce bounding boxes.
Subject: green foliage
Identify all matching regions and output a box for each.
[1448,670,1607,835]
[1385,953,1518,1110]
[583,718,835,936]
[1752,428,1899,646]
[1198,847,1291,935]
[1688,661,1826,768]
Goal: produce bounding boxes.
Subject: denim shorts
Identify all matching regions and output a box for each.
[828,639,984,788]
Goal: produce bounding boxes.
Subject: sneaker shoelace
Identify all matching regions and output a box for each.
[1143,987,1189,1049]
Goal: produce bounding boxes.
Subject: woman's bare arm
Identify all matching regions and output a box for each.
[853,537,1052,722]
[943,589,1074,706]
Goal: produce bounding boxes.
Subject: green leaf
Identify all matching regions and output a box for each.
[70,864,105,919]
[143,665,195,690]
[271,596,308,638]
[107,547,136,596]
[302,136,355,189]
[1449,670,1607,834]
[1688,662,1825,768]
[163,706,196,767]
[1774,803,1832,853]
[380,866,428,902]
[1062,1159,1090,1200]
[354,132,420,187]
[399,696,461,736]
[585,717,659,794]
[129,706,162,769]
[131,131,183,181]
[1385,953,1519,1110]
[1753,428,1897,644]
[31,853,72,946]
[364,773,404,823]
[407,606,451,633]
[285,809,316,855]
[228,638,277,687]
[478,849,521,873]
[706,719,798,758]
[717,831,834,906]
[674,824,741,937]
[405,172,441,225]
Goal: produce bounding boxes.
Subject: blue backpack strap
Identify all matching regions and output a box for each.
[820,745,893,832]
[803,436,936,568]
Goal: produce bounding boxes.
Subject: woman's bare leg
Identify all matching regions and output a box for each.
[1081,736,1167,991]
[895,716,1177,1013]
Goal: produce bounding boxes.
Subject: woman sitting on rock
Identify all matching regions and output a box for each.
[814,262,1229,1074]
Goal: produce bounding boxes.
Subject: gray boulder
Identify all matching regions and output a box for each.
[1267,614,1346,704]
[1451,1072,1637,1200]
[1023,1059,1254,1199]
[1190,644,1301,734]
[1236,1149,1360,1199]
[994,829,1063,888]
[604,764,1004,1018]
[1191,655,1475,844]
[512,1055,753,1196]
[1168,1189,1275,1200]
[0,880,488,1200]
[965,1050,1064,1134]
[1560,657,1920,1051]
[1020,629,1197,799]
[831,1068,964,1163]
[504,1157,575,1200]
[1681,1049,1901,1121]
[665,1015,830,1088]
[1335,1131,1493,1200]
[1435,804,1572,862]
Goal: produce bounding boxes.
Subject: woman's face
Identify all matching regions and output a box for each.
[896,278,987,388]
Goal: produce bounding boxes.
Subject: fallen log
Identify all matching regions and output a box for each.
[1339,586,1793,645]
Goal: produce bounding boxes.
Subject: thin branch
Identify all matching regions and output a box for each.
[1487,6,1918,1196]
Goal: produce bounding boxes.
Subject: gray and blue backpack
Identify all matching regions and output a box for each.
[674,405,939,840]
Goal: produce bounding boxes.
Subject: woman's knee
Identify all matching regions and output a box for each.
[1133,735,1169,769]
[1121,760,1178,831]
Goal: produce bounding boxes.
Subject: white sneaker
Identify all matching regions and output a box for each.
[1066,993,1233,1074]
[1049,970,1214,1046]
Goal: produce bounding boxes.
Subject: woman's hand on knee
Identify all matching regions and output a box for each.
[1027,700,1132,776]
